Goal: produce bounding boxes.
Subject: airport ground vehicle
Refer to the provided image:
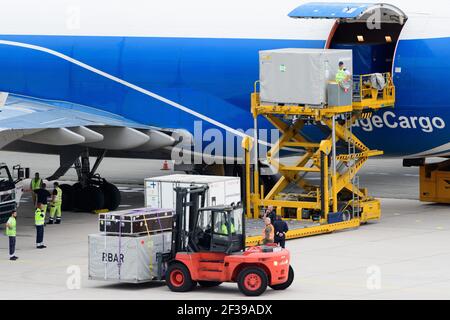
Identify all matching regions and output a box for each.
[0,163,28,224]
[241,54,395,241]
[159,186,294,296]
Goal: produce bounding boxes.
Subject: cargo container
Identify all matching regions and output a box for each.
[259,48,353,106]
[88,233,171,283]
[144,174,241,209]
[99,207,173,236]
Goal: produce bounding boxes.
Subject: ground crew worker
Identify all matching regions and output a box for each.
[336,61,352,91]
[34,183,51,216]
[336,61,350,82]
[263,206,276,226]
[273,215,289,248]
[49,182,62,224]
[30,172,42,205]
[6,211,18,260]
[35,203,46,249]
[262,217,274,245]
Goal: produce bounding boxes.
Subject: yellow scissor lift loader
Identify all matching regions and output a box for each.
[245,74,396,245]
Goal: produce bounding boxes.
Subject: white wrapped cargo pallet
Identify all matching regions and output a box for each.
[88,233,171,283]
[259,48,353,106]
[144,174,241,209]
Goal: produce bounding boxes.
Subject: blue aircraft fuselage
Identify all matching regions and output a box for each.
[0,34,448,157]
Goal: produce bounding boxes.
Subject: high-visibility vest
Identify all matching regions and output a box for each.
[221,224,227,234]
[31,178,42,190]
[6,216,16,237]
[335,69,347,83]
[54,187,62,203]
[221,223,236,235]
[263,224,274,241]
[35,208,45,226]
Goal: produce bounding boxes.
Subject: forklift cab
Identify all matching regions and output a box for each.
[192,205,245,254]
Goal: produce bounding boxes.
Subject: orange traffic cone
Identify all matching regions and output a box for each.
[161,160,170,171]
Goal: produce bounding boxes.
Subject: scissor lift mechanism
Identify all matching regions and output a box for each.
[244,74,396,243]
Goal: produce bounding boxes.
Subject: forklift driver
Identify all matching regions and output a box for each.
[221,218,236,235]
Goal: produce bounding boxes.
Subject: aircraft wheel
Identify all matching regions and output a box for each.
[59,184,74,211]
[198,281,222,288]
[0,215,10,224]
[102,182,121,211]
[72,183,83,210]
[269,266,294,290]
[166,263,197,292]
[78,186,105,212]
[237,267,268,296]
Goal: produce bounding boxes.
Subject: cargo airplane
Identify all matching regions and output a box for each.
[0,0,448,210]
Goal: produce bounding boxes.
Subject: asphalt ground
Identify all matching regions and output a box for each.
[0,151,449,299]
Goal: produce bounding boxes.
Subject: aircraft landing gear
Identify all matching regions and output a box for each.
[61,176,121,212]
[51,148,121,212]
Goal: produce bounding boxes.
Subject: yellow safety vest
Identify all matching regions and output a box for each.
[6,216,16,237]
[31,178,42,190]
[54,187,62,203]
[335,69,347,83]
[221,223,236,235]
[35,208,45,226]
[221,224,228,235]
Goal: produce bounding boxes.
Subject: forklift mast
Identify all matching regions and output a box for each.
[170,186,208,258]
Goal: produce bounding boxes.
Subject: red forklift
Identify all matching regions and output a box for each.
[158,186,294,296]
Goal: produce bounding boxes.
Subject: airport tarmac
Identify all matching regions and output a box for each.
[0,151,450,299]
[0,151,421,199]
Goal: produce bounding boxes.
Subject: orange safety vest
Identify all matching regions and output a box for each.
[262,224,275,242]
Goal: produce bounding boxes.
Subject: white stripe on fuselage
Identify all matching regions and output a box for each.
[406,142,450,158]
[0,40,254,141]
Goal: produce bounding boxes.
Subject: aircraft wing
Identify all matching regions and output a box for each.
[0,93,177,151]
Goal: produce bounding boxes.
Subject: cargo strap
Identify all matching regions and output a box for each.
[143,217,154,275]
[103,216,107,280]
[153,214,167,276]
[142,214,167,276]
[117,216,123,280]
[155,215,165,252]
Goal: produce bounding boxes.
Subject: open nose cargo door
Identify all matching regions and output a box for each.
[288,2,407,23]
[289,2,408,75]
